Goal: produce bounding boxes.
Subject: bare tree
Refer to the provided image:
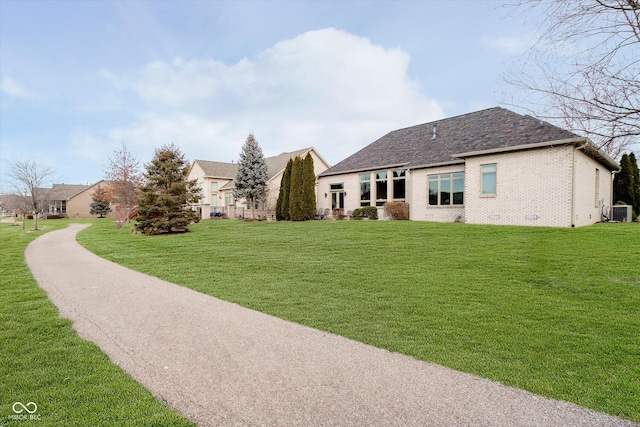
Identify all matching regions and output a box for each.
[7,159,56,230]
[104,142,143,228]
[505,0,639,157]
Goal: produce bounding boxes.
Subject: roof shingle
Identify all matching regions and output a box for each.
[320,107,581,176]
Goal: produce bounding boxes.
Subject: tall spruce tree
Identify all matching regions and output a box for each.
[233,133,268,219]
[288,156,304,221]
[136,144,201,235]
[276,158,293,221]
[614,153,637,213]
[629,153,640,216]
[301,153,317,220]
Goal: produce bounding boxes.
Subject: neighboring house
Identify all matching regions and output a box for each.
[317,107,619,227]
[44,181,110,218]
[66,180,110,218]
[188,148,330,219]
[47,184,90,216]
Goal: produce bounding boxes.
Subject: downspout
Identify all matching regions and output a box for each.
[609,169,618,220]
[571,141,589,227]
[406,168,412,220]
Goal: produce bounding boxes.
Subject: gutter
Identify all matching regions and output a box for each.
[454,137,587,159]
[319,163,408,178]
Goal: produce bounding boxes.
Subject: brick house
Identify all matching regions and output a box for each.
[317,107,619,227]
[46,181,110,218]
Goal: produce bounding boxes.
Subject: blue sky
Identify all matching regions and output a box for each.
[1,0,541,190]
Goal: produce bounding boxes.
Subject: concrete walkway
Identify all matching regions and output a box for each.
[25,224,637,426]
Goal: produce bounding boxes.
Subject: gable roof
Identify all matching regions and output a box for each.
[48,184,91,200]
[195,147,315,190]
[193,160,238,179]
[320,107,586,176]
[264,148,312,180]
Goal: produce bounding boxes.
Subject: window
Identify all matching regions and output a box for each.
[210,182,219,208]
[360,174,371,207]
[393,170,406,200]
[428,172,464,206]
[225,193,235,206]
[481,164,497,196]
[375,172,387,206]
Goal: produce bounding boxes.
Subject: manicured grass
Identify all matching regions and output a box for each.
[0,219,195,427]
[78,219,640,422]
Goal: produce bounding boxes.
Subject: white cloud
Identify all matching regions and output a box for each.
[100,28,446,165]
[0,75,36,98]
[482,36,530,55]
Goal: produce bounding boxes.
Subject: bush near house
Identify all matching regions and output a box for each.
[383,202,410,220]
[351,206,378,220]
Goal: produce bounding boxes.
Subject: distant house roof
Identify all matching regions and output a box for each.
[319,107,605,176]
[194,160,239,179]
[194,147,315,190]
[48,184,91,200]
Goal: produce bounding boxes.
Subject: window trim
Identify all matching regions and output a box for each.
[480,163,497,197]
[360,173,371,207]
[375,171,388,206]
[428,172,464,207]
[392,169,406,201]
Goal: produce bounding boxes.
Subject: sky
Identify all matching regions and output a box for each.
[1,0,547,190]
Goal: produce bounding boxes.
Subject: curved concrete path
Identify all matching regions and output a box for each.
[25,224,637,426]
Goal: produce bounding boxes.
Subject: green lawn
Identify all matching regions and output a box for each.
[0,219,195,427]
[77,219,640,422]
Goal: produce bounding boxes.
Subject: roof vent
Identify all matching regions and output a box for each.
[431,123,437,140]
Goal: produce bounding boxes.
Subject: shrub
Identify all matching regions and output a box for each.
[351,206,378,220]
[383,202,410,220]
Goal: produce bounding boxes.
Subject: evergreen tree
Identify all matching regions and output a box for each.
[288,156,304,221]
[614,153,636,212]
[233,134,268,219]
[629,152,640,216]
[136,144,201,235]
[89,185,111,218]
[276,158,293,221]
[301,153,317,220]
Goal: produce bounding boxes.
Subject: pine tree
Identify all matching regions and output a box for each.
[89,185,112,218]
[136,144,201,235]
[288,156,304,221]
[233,134,268,219]
[276,158,293,221]
[301,153,317,220]
[614,153,636,212]
[629,152,640,216]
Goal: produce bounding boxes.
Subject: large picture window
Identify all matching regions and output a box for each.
[428,172,464,206]
[481,164,497,196]
[393,169,406,200]
[375,172,387,206]
[360,173,371,207]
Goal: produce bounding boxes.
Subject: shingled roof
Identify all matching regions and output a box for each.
[320,107,583,176]
[194,147,315,190]
[48,184,91,200]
